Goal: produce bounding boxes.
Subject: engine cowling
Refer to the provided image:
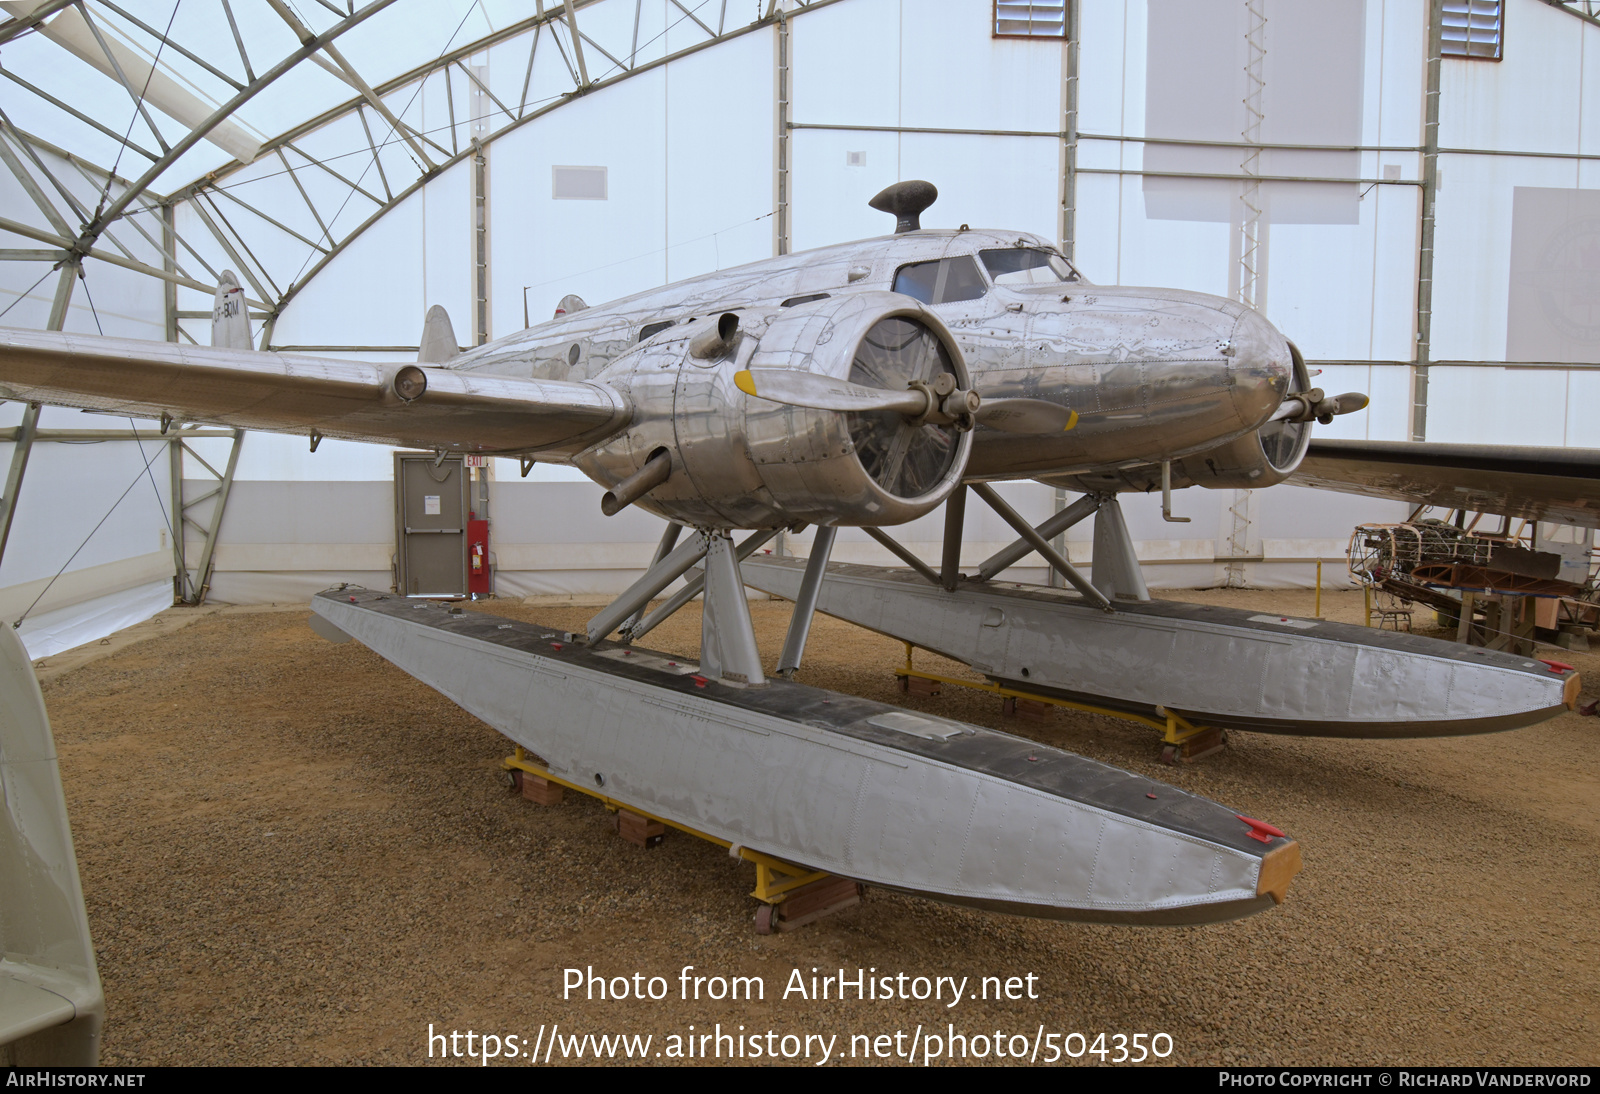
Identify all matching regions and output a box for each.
[575,292,974,529]
[1039,341,1313,495]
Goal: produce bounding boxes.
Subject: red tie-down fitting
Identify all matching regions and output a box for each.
[1236,815,1286,844]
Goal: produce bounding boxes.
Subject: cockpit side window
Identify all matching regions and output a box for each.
[638,320,675,343]
[892,255,989,305]
[980,247,1083,286]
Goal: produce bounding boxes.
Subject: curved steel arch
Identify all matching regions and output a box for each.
[169,0,843,345]
[0,0,840,346]
[0,0,839,590]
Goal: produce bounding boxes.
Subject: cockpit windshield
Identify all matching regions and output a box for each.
[980,247,1083,286]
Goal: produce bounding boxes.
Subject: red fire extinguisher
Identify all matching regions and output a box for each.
[468,517,490,597]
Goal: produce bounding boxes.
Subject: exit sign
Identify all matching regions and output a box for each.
[465,455,487,467]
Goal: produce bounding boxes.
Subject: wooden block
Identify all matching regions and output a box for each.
[1160,727,1226,765]
[615,809,666,849]
[519,773,564,806]
[780,875,861,918]
[1255,840,1303,905]
[1536,597,1560,631]
[899,674,941,697]
[775,875,863,931]
[1003,696,1053,722]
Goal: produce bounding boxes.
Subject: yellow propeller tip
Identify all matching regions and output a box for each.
[1063,410,1079,432]
[734,370,757,396]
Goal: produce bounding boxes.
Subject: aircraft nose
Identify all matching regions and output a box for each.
[1227,307,1294,429]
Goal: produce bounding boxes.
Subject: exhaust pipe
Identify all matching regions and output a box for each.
[689,312,741,359]
[601,449,673,516]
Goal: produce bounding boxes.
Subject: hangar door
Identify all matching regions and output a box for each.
[394,453,469,597]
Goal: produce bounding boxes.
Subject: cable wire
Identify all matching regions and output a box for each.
[0,266,58,324]
[94,0,184,220]
[12,429,171,628]
[75,269,184,587]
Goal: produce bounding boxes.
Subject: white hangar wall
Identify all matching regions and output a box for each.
[3,0,1598,648]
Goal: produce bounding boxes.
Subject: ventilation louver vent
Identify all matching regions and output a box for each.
[1441,0,1503,60]
[995,1,1068,39]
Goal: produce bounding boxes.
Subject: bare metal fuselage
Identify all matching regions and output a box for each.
[454,228,1295,485]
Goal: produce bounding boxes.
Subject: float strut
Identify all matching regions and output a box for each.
[776,525,837,677]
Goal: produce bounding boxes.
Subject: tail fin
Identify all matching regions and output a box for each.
[418,305,461,364]
[210,271,252,349]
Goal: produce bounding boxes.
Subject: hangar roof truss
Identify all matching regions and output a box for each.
[0,0,840,337]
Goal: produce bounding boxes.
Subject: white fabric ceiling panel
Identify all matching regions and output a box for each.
[267,195,429,348]
[790,0,900,128]
[663,27,776,285]
[789,127,901,252]
[899,0,1063,134]
[1425,365,1570,446]
[1104,180,1235,297]
[1264,217,1386,362]
[1429,155,1579,362]
[898,131,1058,239]
[1438,0,1585,156]
[0,435,171,586]
[486,69,668,325]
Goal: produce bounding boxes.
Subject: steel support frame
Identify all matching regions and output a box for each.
[861,526,941,587]
[774,6,791,256]
[471,138,489,346]
[1089,493,1151,603]
[1238,0,1266,312]
[587,531,712,645]
[699,530,766,686]
[0,2,395,344]
[775,524,835,677]
[622,521,683,632]
[0,261,75,569]
[969,482,1110,610]
[1058,0,1079,258]
[624,527,778,642]
[108,0,841,338]
[170,426,245,606]
[975,492,1097,582]
[940,485,967,592]
[1413,0,1444,443]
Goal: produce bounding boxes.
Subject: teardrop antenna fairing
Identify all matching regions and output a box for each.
[869,180,938,233]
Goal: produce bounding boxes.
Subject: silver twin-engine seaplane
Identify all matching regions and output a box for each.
[0,181,1582,927]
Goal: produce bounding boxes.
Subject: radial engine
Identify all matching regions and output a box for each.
[574,292,978,530]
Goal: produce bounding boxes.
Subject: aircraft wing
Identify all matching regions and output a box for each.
[0,328,630,455]
[1290,438,1600,528]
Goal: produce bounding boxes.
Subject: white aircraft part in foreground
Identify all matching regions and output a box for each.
[0,622,103,1064]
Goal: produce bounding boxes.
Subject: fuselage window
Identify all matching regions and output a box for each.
[892,255,989,305]
[638,320,674,343]
[980,247,1082,286]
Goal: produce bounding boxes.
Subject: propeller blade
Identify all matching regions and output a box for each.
[975,399,1080,434]
[735,369,929,416]
[1269,390,1370,424]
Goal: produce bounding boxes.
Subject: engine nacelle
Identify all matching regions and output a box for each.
[575,292,974,529]
[1040,341,1313,495]
[1160,413,1312,491]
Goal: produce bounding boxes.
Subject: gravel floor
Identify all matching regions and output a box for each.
[34,587,1600,1066]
